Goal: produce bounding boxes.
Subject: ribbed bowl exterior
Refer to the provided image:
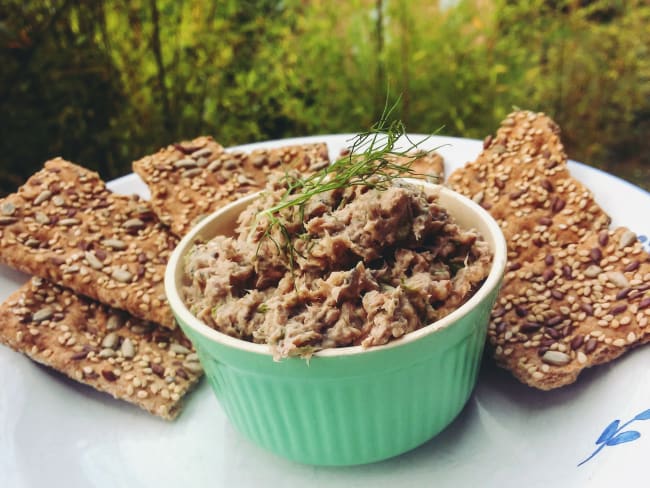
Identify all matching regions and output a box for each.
[167,183,507,466]
[177,286,496,466]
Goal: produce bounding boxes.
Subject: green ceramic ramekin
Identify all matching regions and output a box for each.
[164,182,507,466]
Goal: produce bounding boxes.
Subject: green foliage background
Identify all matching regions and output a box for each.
[1,0,649,195]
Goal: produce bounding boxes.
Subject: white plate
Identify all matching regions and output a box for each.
[1,135,649,488]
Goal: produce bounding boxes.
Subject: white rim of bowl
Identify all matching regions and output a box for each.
[164,182,508,358]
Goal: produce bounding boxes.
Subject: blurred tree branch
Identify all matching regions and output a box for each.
[0,0,74,105]
[149,0,172,137]
[0,0,648,196]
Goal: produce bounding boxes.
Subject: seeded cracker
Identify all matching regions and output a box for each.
[448,110,650,389]
[448,110,610,263]
[133,137,330,237]
[490,227,650,389]
[0,278,202,419]
[397,151,445,181]
[0,158,178,328]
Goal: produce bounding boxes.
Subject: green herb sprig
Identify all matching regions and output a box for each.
[255,96,443,265]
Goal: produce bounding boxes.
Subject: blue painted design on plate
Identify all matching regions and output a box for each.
[638,234,649,253]
[578,409,650,466]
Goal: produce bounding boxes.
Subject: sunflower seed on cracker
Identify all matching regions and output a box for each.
[0,278,201,420]
[391,151,445,182]
[490,226,650,389]
[132,136,331,237]
[449,110,649,390]
[0,158,178,328]
[448,110,611,263]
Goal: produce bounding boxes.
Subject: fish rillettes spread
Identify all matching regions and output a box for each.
[182,178,492,358]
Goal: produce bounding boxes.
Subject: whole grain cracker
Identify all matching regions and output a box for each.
[446,110,650,389]
[336,145,445,182]
[0,158,178,328]
[490,227,650,389]
[398,151,445,181]
[448,111,610,263]
[0,277,202,419]
[133,137,330,237]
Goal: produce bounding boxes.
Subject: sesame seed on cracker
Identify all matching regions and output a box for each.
[0,277,201,419]
[449,110,649,389]
[133,137,331,237]
[0,158,178,328]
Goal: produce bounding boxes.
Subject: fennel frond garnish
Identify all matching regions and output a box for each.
[255,97,442,266]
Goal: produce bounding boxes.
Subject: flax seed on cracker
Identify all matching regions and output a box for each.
[490,226,650,389]
[0,277,202,419]
[0,158,178,328]
[447,110,650,390]
[397,151,445,181]
[133,137,330,237]
[448,110,610,263]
